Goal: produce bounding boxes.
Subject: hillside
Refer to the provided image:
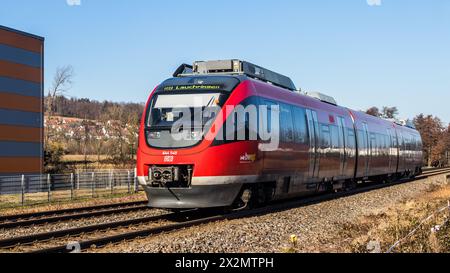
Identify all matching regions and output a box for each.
[46,95,145,124]
[44,96,145,171]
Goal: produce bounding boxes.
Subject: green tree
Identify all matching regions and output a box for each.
[44,142,67,173]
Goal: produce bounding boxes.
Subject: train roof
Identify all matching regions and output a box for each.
[168,59,417,132]
[174,59,297,91]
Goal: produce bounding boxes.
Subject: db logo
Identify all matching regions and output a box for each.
[164,156,174,163]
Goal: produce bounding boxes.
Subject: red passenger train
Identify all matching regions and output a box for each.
[137,60,423,209]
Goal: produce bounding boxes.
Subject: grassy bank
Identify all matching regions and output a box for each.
[341,179,450,253]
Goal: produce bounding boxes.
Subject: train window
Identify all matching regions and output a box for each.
[321,125,331,149]
[362,123,370,153]
[405,135,409,151]
[409,135,414,151]
[357,130,365,155]
[260,99,278,133]
[293,107,309,145]
[370,133,377,154]
[280,103,294,143]
[378,134,383,150]
[417,135,423,150]
[347,128,355,148]
[337,117,346,147]
[330,125,339,149]
[371,134,375,149]
[384,134,389,155]
[212,96,260,146]
[348,128,355,138]
[391,131,397,147]
[380,134,384,150]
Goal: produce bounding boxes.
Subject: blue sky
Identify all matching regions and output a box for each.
[1,0,449,122]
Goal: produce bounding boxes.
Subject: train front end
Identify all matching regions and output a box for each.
[136,72,260,209]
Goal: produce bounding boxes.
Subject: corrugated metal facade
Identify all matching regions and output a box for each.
[0,26,44,175]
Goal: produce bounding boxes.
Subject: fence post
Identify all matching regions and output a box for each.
[448,200,450,219]
[21,175,25,206]
[70,173,74,200]
[76,170,80,190]
[134,168,138,193]
[110,170,114,195]
[127,171,131,194]
[91,172,95,198]
[47,174,51,202]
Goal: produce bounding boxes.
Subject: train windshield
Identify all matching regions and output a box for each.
[145,92,228,149]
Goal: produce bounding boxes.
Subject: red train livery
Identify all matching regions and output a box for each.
[137,60,423,209]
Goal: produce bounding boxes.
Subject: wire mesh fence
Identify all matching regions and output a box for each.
[0,169,140,208]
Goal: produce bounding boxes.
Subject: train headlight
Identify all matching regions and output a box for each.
[153,171,162,180]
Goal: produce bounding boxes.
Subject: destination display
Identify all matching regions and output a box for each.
[163,85,222,92]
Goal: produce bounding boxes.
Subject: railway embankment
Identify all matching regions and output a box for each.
[93,173,450,253]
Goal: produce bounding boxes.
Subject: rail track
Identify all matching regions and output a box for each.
[0,200,148,229]
[1,167,449,253]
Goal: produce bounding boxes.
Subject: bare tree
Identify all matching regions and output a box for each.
[82,119,93,170]
[92,123,106,164]
[45,66,75,153]
[47,66,75,116]
[125,112,140,161]
[101,105,128,165]
[366,107,381,117]
[381,106,399,119]
[414,114,445,166]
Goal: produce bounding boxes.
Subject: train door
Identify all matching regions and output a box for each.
[405,134,412,172]
[292,106,310,173]
[306,109,320,180]
[279,103,297,171]
[397,130,406,174]
[362,122,371,177]
[337,116,347,178]
[387,128,399,174]
[291,106,311,192]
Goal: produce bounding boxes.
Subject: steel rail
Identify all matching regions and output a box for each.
[0,200,148,223]
[0,211,198,249]
[29,168,450,253]
[0,204,150,229]
[1,167,447,226]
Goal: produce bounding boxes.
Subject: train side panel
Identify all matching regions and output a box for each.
[253,80,357,195]
[137,75,424,209]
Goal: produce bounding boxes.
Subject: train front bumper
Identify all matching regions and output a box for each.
[142,183,243,209]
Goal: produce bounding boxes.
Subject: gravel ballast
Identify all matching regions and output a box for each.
[0,209,166,240]
[92,174,450,253]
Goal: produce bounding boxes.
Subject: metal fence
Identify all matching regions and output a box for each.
[0,169,140,208]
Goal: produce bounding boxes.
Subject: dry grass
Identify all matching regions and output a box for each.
[62,155,109,162]
[340,180,450,253]
[60,154,136,170]
[0,191,147,215]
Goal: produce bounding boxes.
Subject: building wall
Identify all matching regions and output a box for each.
[0,26,44,175]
